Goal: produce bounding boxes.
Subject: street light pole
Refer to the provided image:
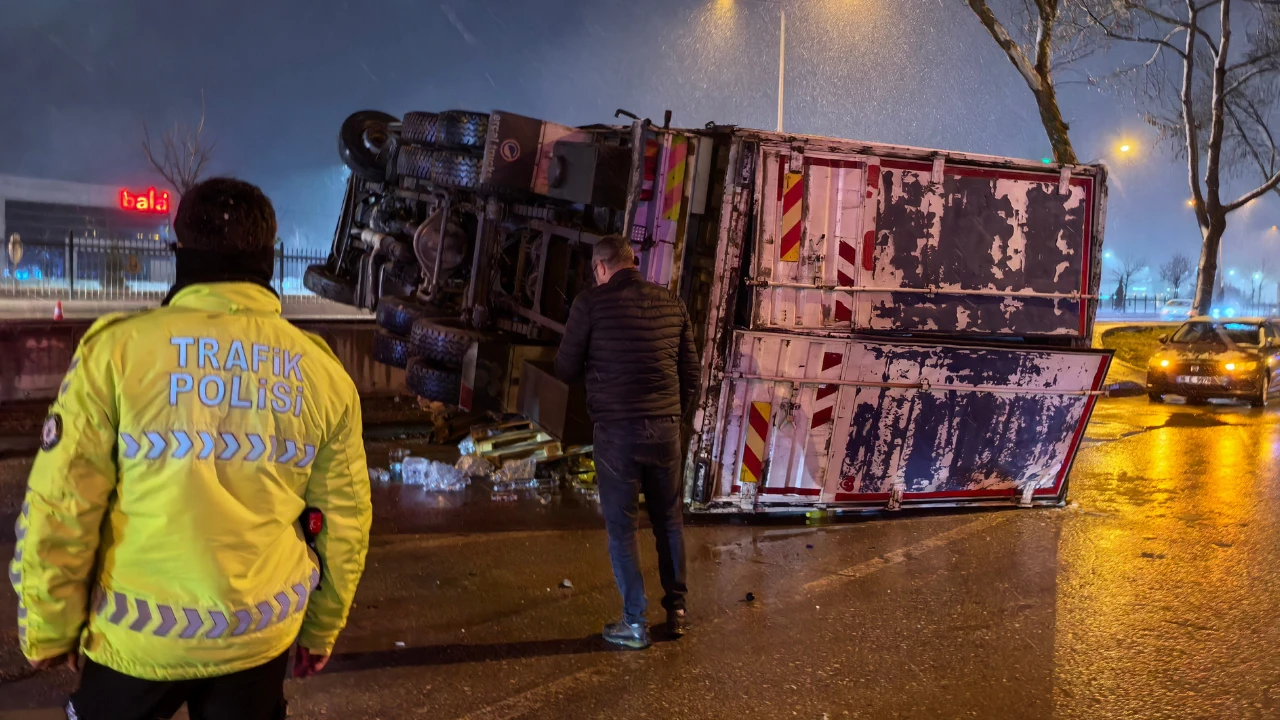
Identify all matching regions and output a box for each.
[777,9,786,133]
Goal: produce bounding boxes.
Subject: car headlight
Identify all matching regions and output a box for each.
[1225,362,1258,372]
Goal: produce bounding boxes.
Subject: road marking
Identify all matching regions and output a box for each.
[452,666,614,720]
[802,512,1014,593]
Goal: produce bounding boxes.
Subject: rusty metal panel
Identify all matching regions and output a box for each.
[709,330,1109,510]
[863,161,1094,336]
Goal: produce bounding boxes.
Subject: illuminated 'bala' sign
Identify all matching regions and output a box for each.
[119,187,171,214]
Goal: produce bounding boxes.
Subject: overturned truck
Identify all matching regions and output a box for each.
[307,109,1111,514]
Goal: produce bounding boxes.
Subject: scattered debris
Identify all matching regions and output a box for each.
[455,454,494,478]
[743,592,755,603]
[402,457,469,491]
[559,579,574,589]
[368,467,391,483]
[806,544,814,549]
[394,641,406,648]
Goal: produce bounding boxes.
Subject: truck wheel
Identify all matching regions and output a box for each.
[430,152,483,190]
[376,296,435,337]
[401,111,439,145]
[396,146,435,181]
[406,357,462,404]
[438,110,489,149]
[339,111,399,181]
[410,318,483,368]
[373,329,414,369]
[303,264,357,305]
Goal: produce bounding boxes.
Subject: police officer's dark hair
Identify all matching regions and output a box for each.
[592,234,636,270]
[174,178,277,254]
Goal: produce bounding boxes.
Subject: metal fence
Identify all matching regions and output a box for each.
[1099,292,1280,318]
[0,234,330,302]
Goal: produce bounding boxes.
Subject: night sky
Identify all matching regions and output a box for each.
[2,0,1277,294]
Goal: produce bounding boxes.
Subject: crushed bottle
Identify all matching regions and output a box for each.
[368,467,391,483]
[455,454,494,478]
[402,456,469,491]
[388,448,411,483]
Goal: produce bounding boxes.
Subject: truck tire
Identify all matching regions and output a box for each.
[396,146,435,181]
[438,110,489,149]
[303,264,357,305]
[430,152,483,190]
[373,329,414,369]
[376,296,433,337]
[410,318,483,368]
[339,110,399,181]
[402,112,439,145]
[406,357,462,404]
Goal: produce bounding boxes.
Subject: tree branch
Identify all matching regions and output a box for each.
[1201,0,1234,209]
[1181,2,1207,221]
[964,0,1043,90]
[1224,168,1280,210]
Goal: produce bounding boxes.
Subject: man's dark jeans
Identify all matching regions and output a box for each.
[594,416,688,625]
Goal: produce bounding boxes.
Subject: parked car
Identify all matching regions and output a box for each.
[1159,298,1194,320]
[1146,318,1280,406]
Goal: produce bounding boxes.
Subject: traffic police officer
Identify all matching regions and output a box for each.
[10,178,372,719]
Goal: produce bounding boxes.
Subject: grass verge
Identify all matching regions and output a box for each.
[1099,325,1168,369]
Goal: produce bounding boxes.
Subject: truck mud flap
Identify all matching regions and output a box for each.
[696,331,1111,513]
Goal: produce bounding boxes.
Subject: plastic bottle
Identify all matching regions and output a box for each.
[402,457,430,486]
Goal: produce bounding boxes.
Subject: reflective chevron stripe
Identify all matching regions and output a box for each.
[120,431,316,468]
[95,570,319,640]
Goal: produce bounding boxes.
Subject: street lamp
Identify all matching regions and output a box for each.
[715,0,788,132]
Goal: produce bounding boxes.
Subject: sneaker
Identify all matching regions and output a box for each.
[666,609,688,638]
[602,619,650,650]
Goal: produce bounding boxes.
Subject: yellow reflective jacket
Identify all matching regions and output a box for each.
[10,283,372,681]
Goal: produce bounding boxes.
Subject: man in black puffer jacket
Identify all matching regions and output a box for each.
[555,234,700,650]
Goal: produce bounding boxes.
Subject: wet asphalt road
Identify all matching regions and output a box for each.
[2,396,1280,719]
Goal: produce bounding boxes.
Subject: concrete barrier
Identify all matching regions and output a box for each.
[0,319,403,404]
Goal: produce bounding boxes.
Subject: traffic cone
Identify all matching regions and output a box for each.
[53,301,64,321]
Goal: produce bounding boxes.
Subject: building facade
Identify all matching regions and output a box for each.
[1,175,172,290]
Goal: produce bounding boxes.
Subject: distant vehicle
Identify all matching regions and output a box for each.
[1160,299,1194,320]
[1147,318,1280,406]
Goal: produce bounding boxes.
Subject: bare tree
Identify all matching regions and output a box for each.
[1072,0,1280,316]
[1159,252,1194,296]
[1249,258,1271,305]
[960,0,1099,163]
[142,92,215,197]
[1112,256,1148,309]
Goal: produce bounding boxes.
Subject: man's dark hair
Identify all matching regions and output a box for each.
[592,234,637,270]
[174,178,277,254]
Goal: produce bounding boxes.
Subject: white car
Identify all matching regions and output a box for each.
[1160,299,1195,320]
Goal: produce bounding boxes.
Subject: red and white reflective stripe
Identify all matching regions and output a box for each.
[779,172,804,262]
[810,351,844,428]
[739,401,771,485]
[663,137,688,222]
